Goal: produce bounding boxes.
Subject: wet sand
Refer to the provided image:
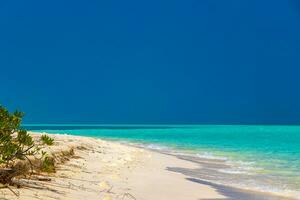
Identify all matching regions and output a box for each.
[167,154,297,200]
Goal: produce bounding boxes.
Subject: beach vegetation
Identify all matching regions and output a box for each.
[41,134,54,146]
[0,106,37,168]
[0,105,55,185]
[40,156,55,173]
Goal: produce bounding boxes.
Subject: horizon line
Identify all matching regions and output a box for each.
[22,123,300,127]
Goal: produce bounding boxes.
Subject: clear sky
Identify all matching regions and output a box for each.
[1,0,300,124]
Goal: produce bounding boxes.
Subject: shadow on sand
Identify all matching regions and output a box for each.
[167,166,294,200]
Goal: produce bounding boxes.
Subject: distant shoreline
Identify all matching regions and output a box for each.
[22,123,300,127]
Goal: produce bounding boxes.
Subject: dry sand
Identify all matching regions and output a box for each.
[0,132,225,200]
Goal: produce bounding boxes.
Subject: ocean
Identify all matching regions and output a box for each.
[24,124,300,199]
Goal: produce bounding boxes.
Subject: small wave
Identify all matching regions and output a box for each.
[142,143,170,151]
[217,168,250,175]
[195,152,228,161]
[226,181,300,199]
[225,160,263,174]
[227,160,256,167]
[127,142,171,151]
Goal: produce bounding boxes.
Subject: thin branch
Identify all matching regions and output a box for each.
[24,155,34,176]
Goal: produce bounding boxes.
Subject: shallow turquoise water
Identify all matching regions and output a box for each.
[26,125,300,198]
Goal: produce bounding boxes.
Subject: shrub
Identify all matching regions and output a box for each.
[0,106,53,183]
[40,156,55,173]
[0,106,38,168]
[41,135,54,146]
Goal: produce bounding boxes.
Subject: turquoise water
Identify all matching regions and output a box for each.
[26,124,300,198]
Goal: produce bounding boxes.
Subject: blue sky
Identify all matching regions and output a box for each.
[1,0,300,124]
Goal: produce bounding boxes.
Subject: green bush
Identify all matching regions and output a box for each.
[0,106,54,184]
[40,156,55,173]
[0,106,37,167]
[41,134,54,146]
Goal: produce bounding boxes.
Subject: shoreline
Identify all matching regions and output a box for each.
[100,139,300,199]
[1,132,297,200]
[132,146,298,200]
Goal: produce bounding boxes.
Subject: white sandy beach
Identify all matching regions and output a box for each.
[0,132,225,200]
